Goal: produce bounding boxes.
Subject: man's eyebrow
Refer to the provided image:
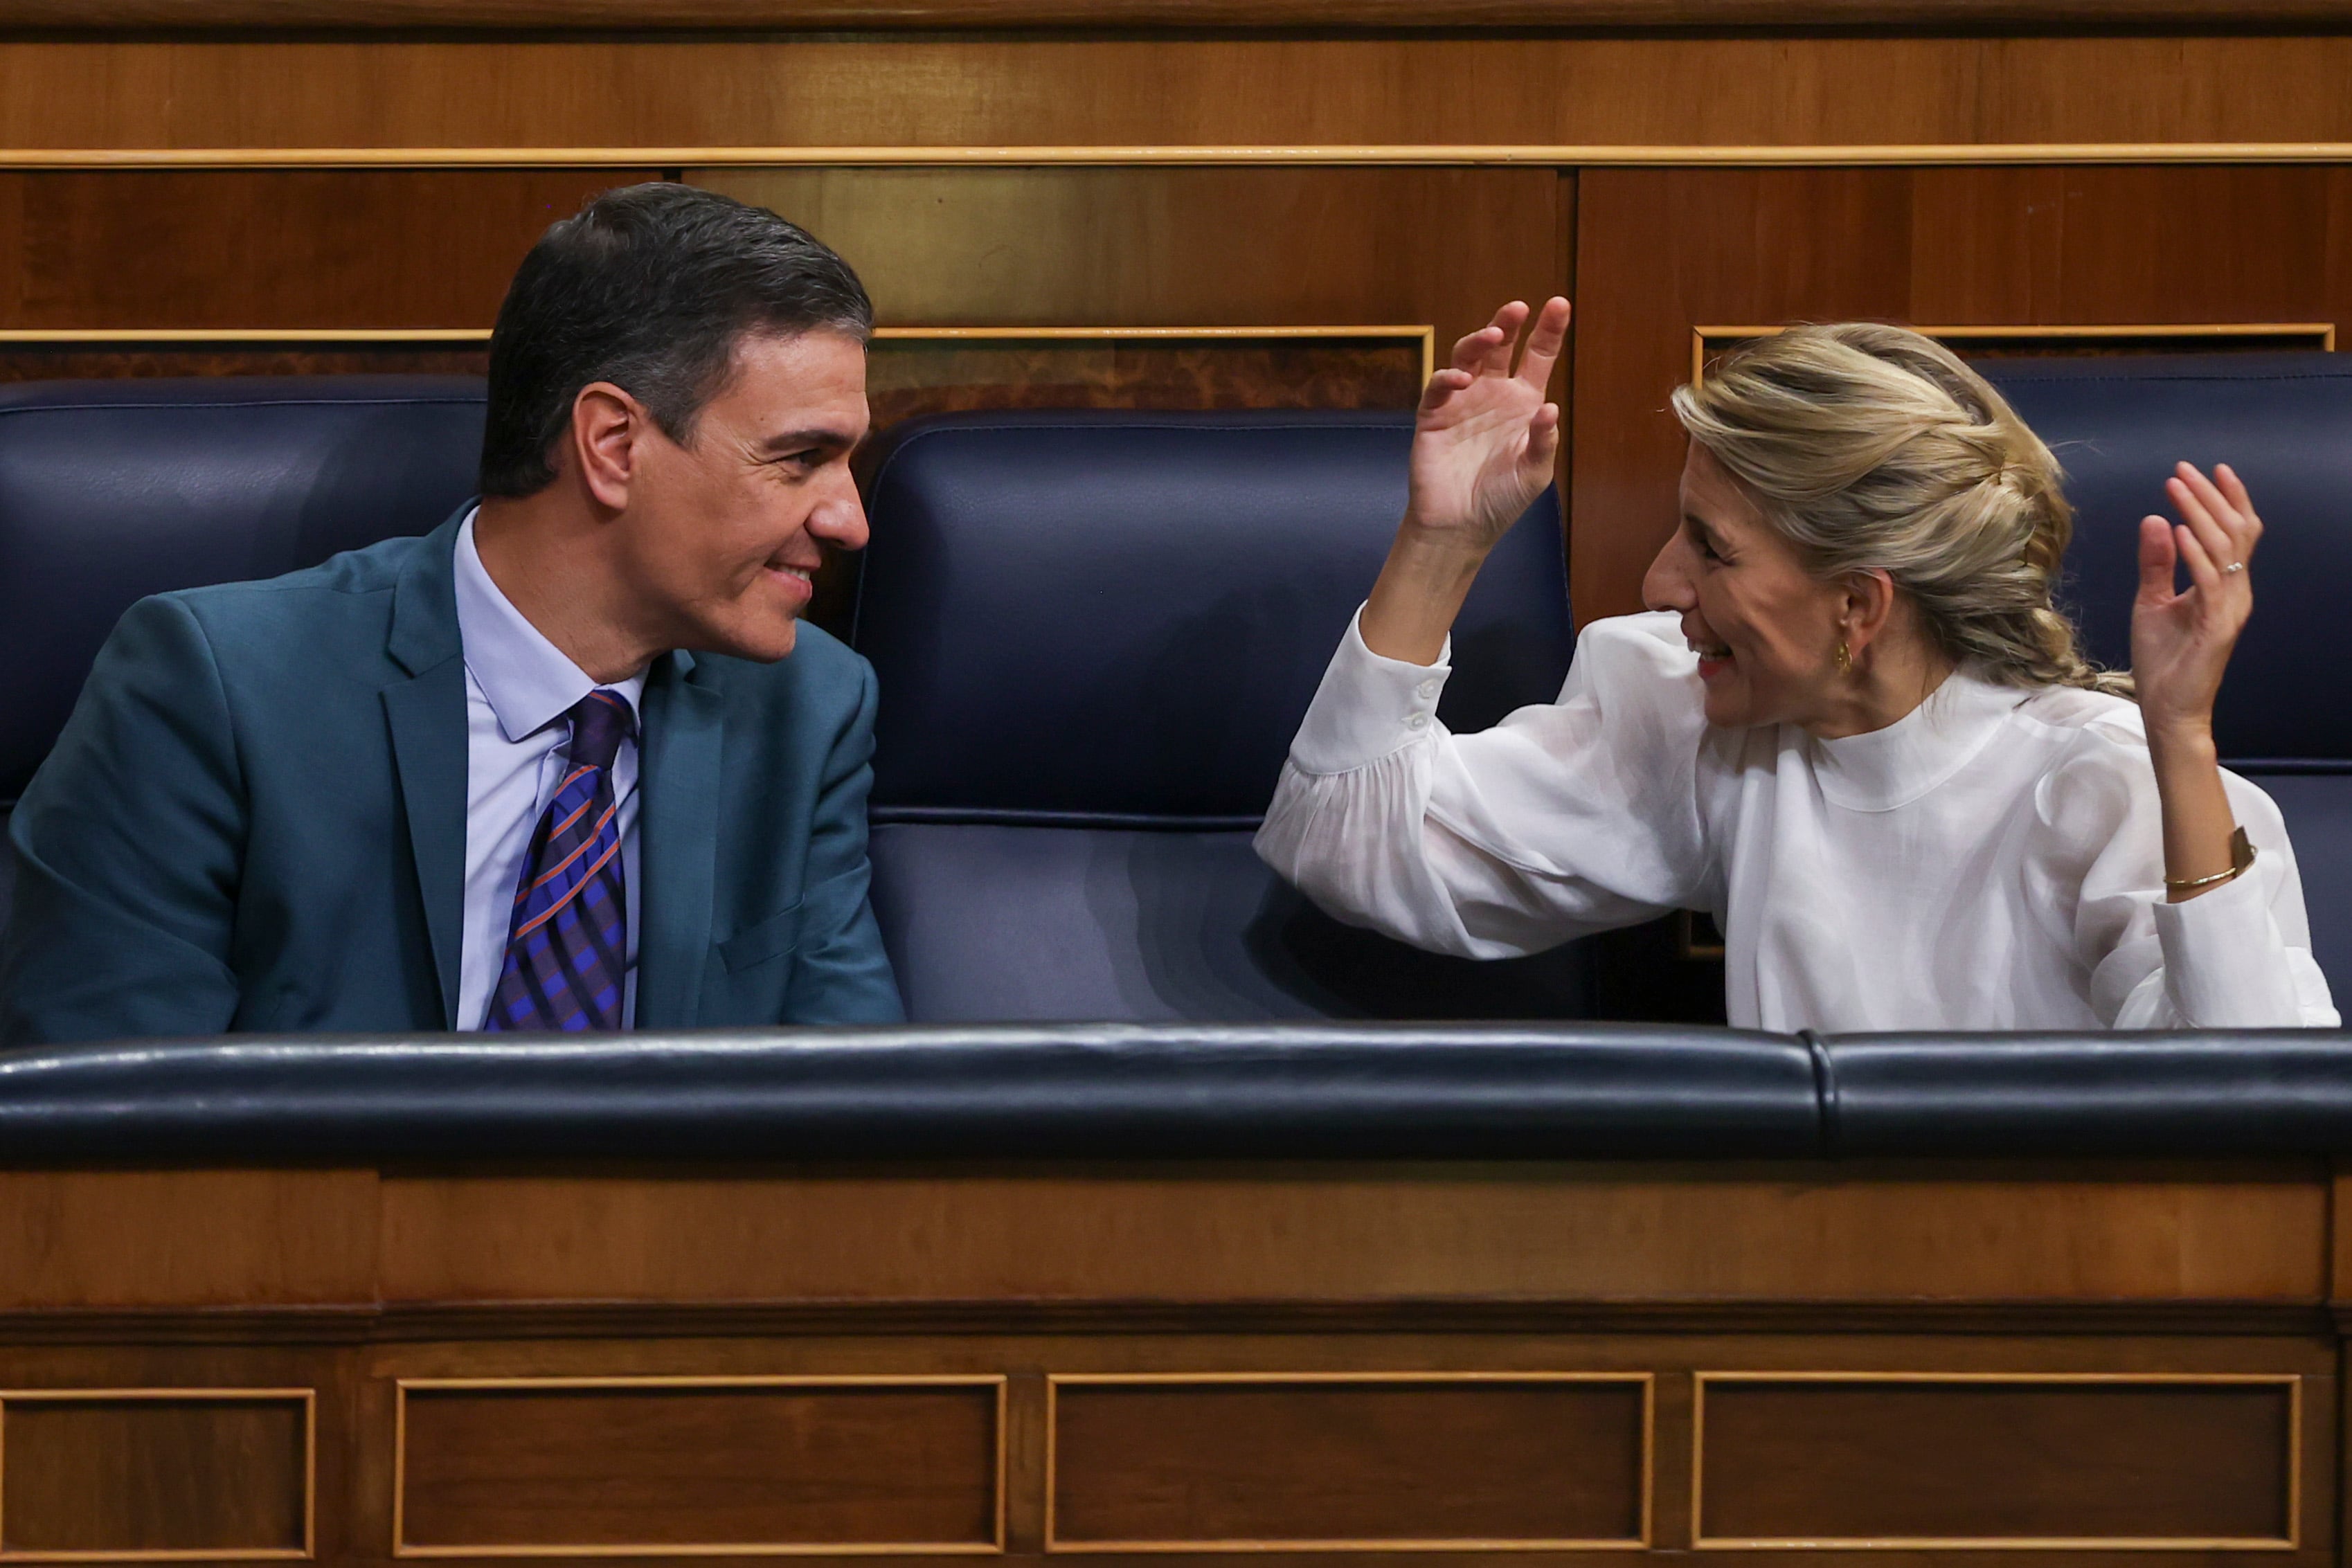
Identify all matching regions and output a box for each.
[757,427,861,455]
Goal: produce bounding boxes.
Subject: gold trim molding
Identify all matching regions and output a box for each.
[390,1373,1008,1559]
[5,143,2352,170]
[1689,1371,2304,1553]
[1042,1371,1655,1554]
[0,1387,317,1564]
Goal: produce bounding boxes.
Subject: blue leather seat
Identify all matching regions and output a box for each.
[0,377,487,936]
[852,409,1591,1022]
[1980,355,2352,1000]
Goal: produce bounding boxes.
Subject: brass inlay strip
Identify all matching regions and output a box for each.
[391,1373,1007,1559]
[1043,1370,1655,1553]
[5,143,2352,169]
[1689,1370,2304,1552]
[0,1387,316,1564]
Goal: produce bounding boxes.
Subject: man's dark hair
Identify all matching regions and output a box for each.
[479,182,873,497]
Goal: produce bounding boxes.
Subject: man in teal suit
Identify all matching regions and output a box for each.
[0,183,904,1041]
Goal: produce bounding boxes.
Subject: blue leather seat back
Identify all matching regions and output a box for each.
[854,409,1586,1022]
[1980,354,2352,1000]
[0,377,486,935]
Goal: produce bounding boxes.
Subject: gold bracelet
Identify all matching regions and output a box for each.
[2164,826,2256,892]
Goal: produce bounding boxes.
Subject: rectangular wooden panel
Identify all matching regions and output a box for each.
[0,1171,379,1310]
[695,168,1564,368]
[0,1389,311,1559]
[0,169,656,330]
[1048,1373,1649,1551]
[394,1376,1005,1555]
[377,1164,2326,1307]
[1570,163,2352,622]
[1694,1373,2299,1548]
[5,38,2352,152]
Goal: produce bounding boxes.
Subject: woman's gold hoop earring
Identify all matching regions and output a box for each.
[1834,640,1853,675]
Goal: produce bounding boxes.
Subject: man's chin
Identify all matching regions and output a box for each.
[690,615,800,665]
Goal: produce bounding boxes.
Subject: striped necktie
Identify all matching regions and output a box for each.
[484,687,634,1032]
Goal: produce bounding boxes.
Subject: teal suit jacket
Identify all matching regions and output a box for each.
[0,512,904,1043]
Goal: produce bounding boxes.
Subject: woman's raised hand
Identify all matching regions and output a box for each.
[1404,298,1570,555]
[2131,461,2261,744]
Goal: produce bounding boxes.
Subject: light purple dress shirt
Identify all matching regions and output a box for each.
[451,511,647,1030]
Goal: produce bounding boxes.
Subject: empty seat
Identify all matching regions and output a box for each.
[1981,353,2352,999]
[852,408,1592,1022]
[0,376,487,936]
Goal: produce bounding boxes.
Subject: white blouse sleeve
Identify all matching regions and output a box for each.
[2027,722,2339,1029]
[1254,609,1716,959]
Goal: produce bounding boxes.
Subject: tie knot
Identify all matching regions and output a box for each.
[566,688,634,773]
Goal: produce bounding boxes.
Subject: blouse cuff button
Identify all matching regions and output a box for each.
[1406,713,1429,730]
[1416,679,1441,699]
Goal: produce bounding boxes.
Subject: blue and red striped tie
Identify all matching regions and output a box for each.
[485,688,633,1032]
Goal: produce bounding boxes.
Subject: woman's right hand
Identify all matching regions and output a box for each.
[1404,297,1570,553]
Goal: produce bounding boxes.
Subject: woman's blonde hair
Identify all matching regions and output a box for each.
[1669,323,2130,696]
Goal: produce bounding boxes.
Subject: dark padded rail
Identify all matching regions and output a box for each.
[1817,1031,2352,1157]
[0,1025,1815,1163]
[9,1027,2352,1164]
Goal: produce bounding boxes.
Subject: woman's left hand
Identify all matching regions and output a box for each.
[2131,461,2261,744]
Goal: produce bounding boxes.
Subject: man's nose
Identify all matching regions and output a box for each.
[808,480,871,554]
[1642,530,1696,613]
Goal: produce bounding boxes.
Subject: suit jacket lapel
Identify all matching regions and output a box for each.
[381,510,472,1028]
[635,650,724,1029]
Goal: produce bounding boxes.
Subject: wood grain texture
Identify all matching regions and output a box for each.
[4,38,2352,152]
[0,169,652,329]
[0,345,490,379]
[375,1164,2326,1307]
[5,0,2352,30]
[1570,163,2352,620]
[1048,1376,1647,1547]
[396,1381,1000,1550]
[0,1394,308,1555]
[0,1171,379,1311]
[1696,1376,2298,1545]
[699,167,1564,363]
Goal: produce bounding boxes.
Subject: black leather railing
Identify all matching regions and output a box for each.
[1,1025,2349,1162]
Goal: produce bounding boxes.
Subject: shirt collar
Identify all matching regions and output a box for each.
[453,507,647,744]
[1806,667,2022,812]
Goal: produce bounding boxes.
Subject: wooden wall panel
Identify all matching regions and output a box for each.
[1694,1375,2299,1547]
[0,170,652,330]
[1570,164,2352,622]
[3,38,2352,152]
[1048,1375,1648,1548]
[0,1392,310,1556]
[394,1379,1002,1552]
[696,168,1568,363]
[374,1165,2326,1307]
[0,1171,379,1311]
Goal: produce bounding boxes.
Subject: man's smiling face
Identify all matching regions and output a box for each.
[613,327,871,663]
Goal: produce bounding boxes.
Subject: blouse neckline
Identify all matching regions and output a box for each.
[1804,669,2025,812]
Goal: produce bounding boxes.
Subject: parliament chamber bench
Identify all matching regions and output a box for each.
[0,366,2346,1559]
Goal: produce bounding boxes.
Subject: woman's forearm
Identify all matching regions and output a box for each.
[1358,523,1491,667]
[2146,721,2239,901]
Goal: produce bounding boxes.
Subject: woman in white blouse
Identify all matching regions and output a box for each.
[1255,300,2339,1030]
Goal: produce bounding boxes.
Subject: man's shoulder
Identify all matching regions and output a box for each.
[161,530,430,630]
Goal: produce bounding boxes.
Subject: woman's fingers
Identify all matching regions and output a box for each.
[1448,325,1502,375]
[2137,514,2178,602]
[1419,366,1473,413]
[2166,469,2238,575]
[1524,402,1563,473]
[2174,518,2223,598]
[2213,462,2264,559]
[1514,298,1572,393]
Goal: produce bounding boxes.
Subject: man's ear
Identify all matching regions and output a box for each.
[1840,566,1898,656]
[569,382,645,512]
